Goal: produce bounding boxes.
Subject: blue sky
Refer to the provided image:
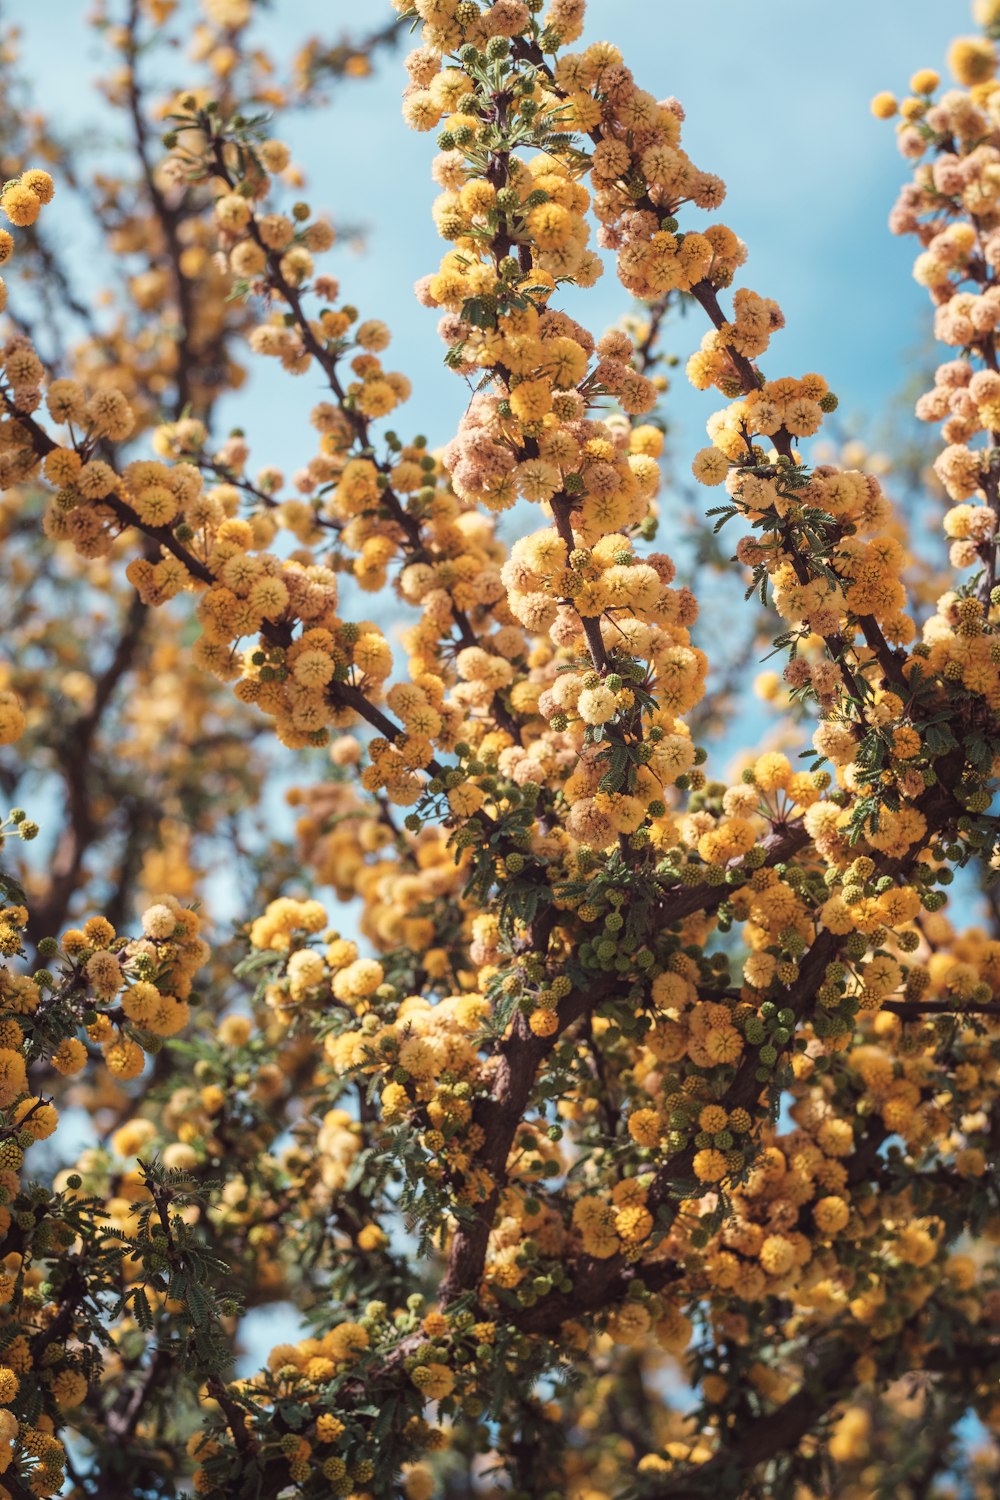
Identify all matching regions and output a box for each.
[16,0,966,479]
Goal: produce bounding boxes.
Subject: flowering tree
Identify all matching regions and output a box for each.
[0,0,999,1495]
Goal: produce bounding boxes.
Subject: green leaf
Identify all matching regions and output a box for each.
[0,870,26,905]
[925,720,958,756]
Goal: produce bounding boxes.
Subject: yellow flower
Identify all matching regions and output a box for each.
[692,1149,728,1183]
[947,35,996,86]
[411,1362,454,1401]
[1,183,40,226]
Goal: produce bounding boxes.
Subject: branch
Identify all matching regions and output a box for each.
[106,1343,174,1443]
[640,1341,858,1499]
[882,999,1000,1018]
[550,495,610,672]
[440,972,615,1303]
[124,0,196,419]
[207,1376,254,1456]
[27,589,148,943]
[1,1470,39,1500]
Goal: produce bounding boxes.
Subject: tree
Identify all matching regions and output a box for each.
[0,0,998,1495]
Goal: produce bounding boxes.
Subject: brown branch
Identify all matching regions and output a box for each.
[1,1470,39,1500]
[440,972,615,1303]
[882,999,1000,1018]
[644,1328,1000,1499]
[331,680,446,782]
[27,589,148,944]
[640,1341,858,1499]
[106,1344,174,1443]
[207,1376,254,1456]
[550,495,610,672]
[978,462,1000,606]
[124,0,196,419]
[655,818,809,926]
[634,295,672,377]
[28,1265,89,1365]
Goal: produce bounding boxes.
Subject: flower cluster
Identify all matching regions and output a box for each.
[0,2,998,1499]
